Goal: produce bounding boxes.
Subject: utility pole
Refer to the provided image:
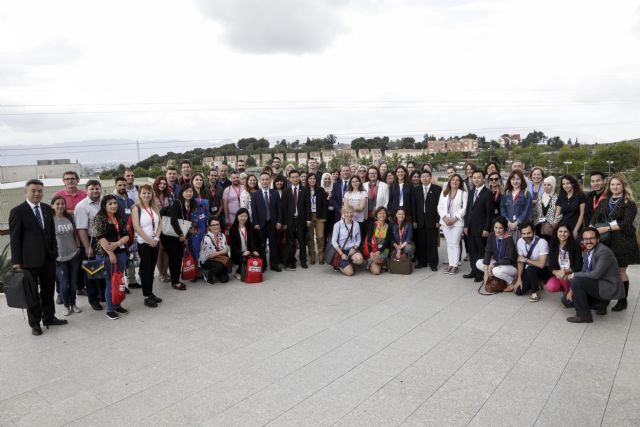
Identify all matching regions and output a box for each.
[136,139,141,163]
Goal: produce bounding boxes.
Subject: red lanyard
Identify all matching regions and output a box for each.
[143,206,155,229]
[398,224,405,241]
[232,186,242,203]
[593,192,605,211]
[511,190,520,203]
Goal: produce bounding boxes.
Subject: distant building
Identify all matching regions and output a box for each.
[498,134,521,146]
[213,155,226,167]
[0,159,82,184]
[297,152,308,166]
[385,148,426,159]
[202,157,215,167]
[321,149,334,164]
[427,139,478,154]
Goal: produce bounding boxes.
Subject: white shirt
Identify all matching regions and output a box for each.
[517,236,549,268]
[26,200,44,228]
[136,206,160,244]
[74,196,101,236]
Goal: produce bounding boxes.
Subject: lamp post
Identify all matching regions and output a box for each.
[606,160,614,177]
[563,161,573,175]
[547,160,553,174]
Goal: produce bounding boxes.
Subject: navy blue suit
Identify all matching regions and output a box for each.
[251,188,281,268]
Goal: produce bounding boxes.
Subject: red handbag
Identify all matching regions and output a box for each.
[181,248,197,281]
[242,256,263,284]
[111,264,127,305]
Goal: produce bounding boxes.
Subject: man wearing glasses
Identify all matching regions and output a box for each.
[566,227,625,323]
[54,171,86,214]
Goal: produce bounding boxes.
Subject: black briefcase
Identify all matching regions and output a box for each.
[3,269,39,309]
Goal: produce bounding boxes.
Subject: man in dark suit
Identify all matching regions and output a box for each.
[9,179,68,336]
[251,171,283,272]
[331,165,352,221]
[282,170,311,269]
[566,226,625,323]
[411,170,442,270]
[463,170,495,282]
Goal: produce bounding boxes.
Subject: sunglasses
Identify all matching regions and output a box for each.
[489,178,500,181]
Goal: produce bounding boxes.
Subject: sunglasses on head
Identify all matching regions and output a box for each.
[489,177,500,181]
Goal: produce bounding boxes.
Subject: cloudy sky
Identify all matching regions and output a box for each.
[1,0,639,158]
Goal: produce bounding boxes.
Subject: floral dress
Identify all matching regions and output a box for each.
[190,194,209,262]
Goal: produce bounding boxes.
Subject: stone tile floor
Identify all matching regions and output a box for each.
[0,251,638,426]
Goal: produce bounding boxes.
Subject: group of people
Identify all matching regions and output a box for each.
[8,157,638,335]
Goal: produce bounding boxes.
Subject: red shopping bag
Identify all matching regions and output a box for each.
[242,256,263,284]
[181,248,197,281]
[111,264,127,305]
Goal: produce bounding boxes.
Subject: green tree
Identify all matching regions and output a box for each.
[329,152,353,171]
[522,130,547,148]
[400,137,416,149]
[246,156,257,167]
[133,167,147,177]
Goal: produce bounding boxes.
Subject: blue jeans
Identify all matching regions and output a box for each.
[98,252,127,312]
[56,254,80,306]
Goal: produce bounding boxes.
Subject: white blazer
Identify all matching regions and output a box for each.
[437,190,467,227]
[362,181,390,211]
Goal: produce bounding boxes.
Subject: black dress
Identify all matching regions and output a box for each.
[591,197,639,267]
[556,192,586,233]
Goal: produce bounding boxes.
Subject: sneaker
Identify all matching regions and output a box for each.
[149,294,163,303]
[124,287,131,295]
[71,305,82,313]
[529,293,540,302]
[63,306,72,316]
[233,273,242,281]
[115,307,129,315]
[203,276,214,286]
[450,267,459,275]
[91,303,103,311]
[285,264,297,271]
[144,297,158,308]
[56,295,63,305]
[106,311,119,320]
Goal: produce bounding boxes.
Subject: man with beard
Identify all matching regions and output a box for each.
[124,169,139,203]
[166,166,179,198]
[272,157,283,176]
[566,227,624,323]
[222,172,243,226]
[513,222,549,302]
[178,160,192,186]
[74,180,105,310]
[236,159,246,173]
[585,171,606,226]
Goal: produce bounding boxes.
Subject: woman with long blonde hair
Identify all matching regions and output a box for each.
[591,173,639,311]
[131,184,163,307]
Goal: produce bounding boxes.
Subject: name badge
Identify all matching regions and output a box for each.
[125,208,131,215]
[199,214,205,220]
[211,206,218,213]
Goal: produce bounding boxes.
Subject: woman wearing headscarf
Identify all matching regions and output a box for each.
[535,176,560,239]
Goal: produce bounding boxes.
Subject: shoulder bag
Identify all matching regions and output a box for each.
[161,200,192,238]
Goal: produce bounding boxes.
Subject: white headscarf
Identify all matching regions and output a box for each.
[321,172,333,194]
[542,176,556,205]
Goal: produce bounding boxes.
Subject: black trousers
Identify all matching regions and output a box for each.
[571,277,609,321]
[467,234,487,278]
[160,234,184,285]
[201,259,229,283]
[415,225,439,268]
[258,220,279,268]
[138,243,159,297]
[285,220,307,266]
[516,266,551,294]
[24,260,56,327]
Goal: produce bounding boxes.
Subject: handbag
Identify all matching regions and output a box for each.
[594,223,610,245]
[181,248,197,281]
[161,200,192,238]
[111,264,127,305]
[212,254,231,268]
[3,269,39,309]
[82,258,106,279]
[540,221,554,237]
[478,277,508,295]
[388,254,412,275]
[127,240,141,269]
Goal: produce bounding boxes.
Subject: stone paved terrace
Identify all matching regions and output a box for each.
[1,249,639,426]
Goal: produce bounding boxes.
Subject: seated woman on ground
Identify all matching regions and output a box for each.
[331,205,364,276]
[199,217,231,285]
[365,207,392,275]
[477,216,518,289]
[229,208,261,280]
[390,207,415,259]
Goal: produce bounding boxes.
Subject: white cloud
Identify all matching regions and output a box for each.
[197,0,351,54]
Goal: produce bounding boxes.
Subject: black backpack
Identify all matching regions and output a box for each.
[3,269,39,309]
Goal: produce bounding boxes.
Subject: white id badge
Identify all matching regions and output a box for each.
[199,214,205,220]
[125,208,131,215]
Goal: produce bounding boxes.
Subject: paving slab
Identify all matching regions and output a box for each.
[0,249,638,426]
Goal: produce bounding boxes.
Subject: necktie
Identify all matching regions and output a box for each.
[264,190,270,221]
[586,253,592,272]
[293,187,298,215]
[34,204,44,229]
[342,181,348,196]
[423,187,428,213]
[473,189,479,205]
